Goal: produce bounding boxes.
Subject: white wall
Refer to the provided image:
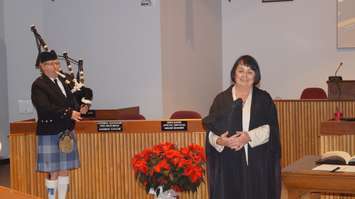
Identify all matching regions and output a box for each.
[161,0,222,118]
[5,0,354,158]
[3,0,222,158]
[4,0,44,122]
[2,0,44,158]
[43,0,162,119]
[222,0,355,99]
[0,0,9,158]
[5,0,162,121]
[3,0,162,157]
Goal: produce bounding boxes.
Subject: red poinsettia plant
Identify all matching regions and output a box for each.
[131,142,206,193]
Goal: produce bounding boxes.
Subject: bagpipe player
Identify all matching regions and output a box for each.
[31,50,89,199]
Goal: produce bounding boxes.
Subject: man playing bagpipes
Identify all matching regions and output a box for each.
[30,26,93,199]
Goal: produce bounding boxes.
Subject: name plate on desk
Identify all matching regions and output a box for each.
[161,121,187,131]
[97,121,123,132]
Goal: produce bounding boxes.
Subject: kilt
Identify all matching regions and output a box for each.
[37,130,80,172]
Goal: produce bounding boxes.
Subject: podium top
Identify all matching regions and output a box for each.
[327,80,355,100]
[320,121,355,135]
[10,119,205,135]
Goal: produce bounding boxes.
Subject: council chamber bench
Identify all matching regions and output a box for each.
[9,101,355,199]
[10,117,206,199]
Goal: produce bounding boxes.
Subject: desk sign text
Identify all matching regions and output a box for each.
[97,121,123,132]
[161,121,188,131]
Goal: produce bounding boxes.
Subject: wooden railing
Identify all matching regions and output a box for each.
[10,120,207,199]
[275,100,355,167]
[276,100,355,199]
[9,100,355,198]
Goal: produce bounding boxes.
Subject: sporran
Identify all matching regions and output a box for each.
[58,130,75,153]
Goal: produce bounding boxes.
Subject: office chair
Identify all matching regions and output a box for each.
[170,110,202,119]
[300,87,327,99]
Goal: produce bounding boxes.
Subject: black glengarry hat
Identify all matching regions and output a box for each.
[35,50,58,68]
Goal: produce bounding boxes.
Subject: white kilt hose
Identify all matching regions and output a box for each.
[37,130,80,172]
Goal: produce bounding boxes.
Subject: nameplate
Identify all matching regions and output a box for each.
[161,121,188,131]
[97,121,123,132]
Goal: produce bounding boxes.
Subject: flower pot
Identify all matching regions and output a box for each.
[150,186,178,199]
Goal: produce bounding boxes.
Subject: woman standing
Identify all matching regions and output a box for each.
[203,55,281,199]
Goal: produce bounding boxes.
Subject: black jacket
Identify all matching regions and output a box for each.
[31,74,79,135]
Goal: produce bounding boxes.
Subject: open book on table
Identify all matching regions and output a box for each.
[316,151,355,165]
[312,164,355,172]
[313,151,355,172]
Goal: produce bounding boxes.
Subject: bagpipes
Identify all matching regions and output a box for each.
[30,25,93,108]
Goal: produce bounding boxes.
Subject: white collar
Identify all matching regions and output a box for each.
[49,77,59,82]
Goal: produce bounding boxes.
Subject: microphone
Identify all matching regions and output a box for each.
[232,98,243,109]
[228,98,243,136]
[329,62,343,81]
[335,62,343,76]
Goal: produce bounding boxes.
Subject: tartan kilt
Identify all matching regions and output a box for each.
[37,130,80,172]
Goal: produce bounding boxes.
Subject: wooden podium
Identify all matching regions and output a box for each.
[327,80,355,100]
[320,120,355,199]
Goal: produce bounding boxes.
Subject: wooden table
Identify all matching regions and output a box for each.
[0,186,42,199]
[319,120,355,199]
[282,156,355,199]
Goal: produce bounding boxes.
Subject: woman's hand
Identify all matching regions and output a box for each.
[216,132,230,146]
[216,132,244,148]
[229,132,251,151]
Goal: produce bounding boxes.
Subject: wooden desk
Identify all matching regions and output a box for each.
[9,100,355,198]
[320,120,355,199]
[10,119,207,199]
[282,156,355,199]
[0,186,41,199]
